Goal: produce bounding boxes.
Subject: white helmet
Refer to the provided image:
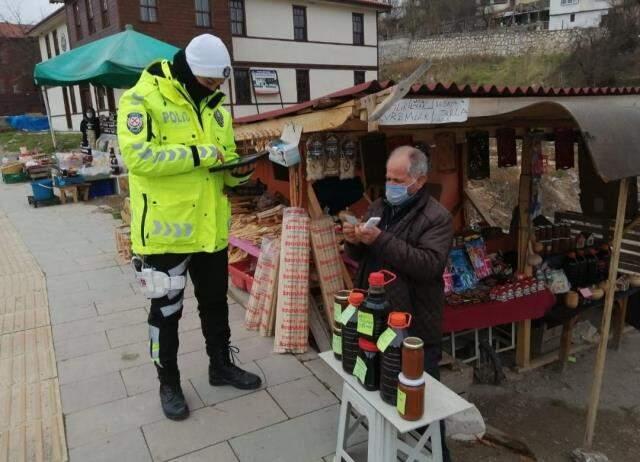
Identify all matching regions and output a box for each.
[185,34,232,79]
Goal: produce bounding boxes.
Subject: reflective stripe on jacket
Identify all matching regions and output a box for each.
[117,60,238,255]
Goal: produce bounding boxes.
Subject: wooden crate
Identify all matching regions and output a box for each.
[114,225,132,265]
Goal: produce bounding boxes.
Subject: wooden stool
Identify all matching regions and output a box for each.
[57,185,79,204]
[77,183,91,201]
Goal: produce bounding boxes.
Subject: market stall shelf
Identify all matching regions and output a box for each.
[320,351,473,462]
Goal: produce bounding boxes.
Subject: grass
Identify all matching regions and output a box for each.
[0,130,82,155]
[381,54,571,88]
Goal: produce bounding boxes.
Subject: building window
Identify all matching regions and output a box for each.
[86,0,96,34]
[296,69,310,103]
[52,30,60,55]
[73,1,83,39]
[62,87,73,129]
[101,0,110,27]
[140,0,158,23]
[352,13,364,45]
[230,0,246,36]
[69,86,78,113]
[354,70,365,85]
[96,86,107,111]
[570,13,576,22]
[45,35,52,59]
[293,6,307,41]
[234,69,251,105]
[561,0,578,5]
[195,0,211,27]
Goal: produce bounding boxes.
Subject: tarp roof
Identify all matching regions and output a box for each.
[235,80,640,182]
[33,25,178,88]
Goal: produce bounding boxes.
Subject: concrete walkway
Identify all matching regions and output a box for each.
[0,182,362,462]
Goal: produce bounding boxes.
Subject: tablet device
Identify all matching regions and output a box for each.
[208,150,268,173]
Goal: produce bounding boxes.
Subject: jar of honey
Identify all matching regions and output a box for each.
[333,290,351,329]
[402,337,424,380]
[397,372,425,421]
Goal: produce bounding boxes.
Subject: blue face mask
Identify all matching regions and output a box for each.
[385,180,416,206]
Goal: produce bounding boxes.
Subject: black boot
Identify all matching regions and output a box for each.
[159,383,190,421]
[209,344,262,390]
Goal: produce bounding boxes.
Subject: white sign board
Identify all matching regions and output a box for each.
[251,69,280,95]
[379,98,469,125]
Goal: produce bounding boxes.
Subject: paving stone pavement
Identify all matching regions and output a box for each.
[0,183,354,462]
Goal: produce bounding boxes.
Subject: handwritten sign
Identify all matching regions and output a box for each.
[357,311,374,336]
[377,328,397,353]
[379,98,469,126]
[353,356,367,383]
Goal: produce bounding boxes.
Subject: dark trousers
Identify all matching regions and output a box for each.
[424,345,452,462]
[145,249,230,385]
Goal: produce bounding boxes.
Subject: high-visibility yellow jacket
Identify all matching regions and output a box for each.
[117,60,239,255]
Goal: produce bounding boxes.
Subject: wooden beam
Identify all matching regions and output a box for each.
[515,133,535,369]
[584,177,630,448]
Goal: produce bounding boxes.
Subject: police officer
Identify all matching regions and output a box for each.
[117,34,260,421]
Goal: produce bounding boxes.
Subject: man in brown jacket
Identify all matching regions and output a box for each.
[344,145,453,460]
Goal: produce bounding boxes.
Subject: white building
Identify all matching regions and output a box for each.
[230,0,386,118]
[549,0,611,30]
[28,7,119,132]
[28,0,389,129]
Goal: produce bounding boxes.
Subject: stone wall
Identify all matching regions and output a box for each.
[381,28,589,64]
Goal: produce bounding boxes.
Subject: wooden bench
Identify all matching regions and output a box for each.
[549,211,640,370]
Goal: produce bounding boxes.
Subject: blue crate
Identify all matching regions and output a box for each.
[89,178,115,198]
[31,179,54,201]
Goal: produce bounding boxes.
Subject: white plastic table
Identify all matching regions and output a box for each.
[320,351,473,462]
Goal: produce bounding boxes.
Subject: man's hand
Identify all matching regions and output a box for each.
[343,222,360,244]
[356,224,381,245]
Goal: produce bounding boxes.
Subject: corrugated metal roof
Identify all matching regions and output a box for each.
[234,80,640,125]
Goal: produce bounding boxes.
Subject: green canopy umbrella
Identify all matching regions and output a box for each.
[34,25,179,88]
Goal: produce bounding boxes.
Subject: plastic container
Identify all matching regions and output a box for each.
[402,337,425,380]
[357,337,381,391]
[228,259,255,292]
[341,291,365,374]
[380,312,412,405]
[358,270,396,342]
[31,179,54,201]
[397,372,425,421]
[89,178,115,198]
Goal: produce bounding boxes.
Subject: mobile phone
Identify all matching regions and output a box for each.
[364,217,381,229]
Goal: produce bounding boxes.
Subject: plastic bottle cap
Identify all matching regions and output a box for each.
[389,312,410,328]
[368,272,385,286]
[348,291,365,305]
[358,337,379,352]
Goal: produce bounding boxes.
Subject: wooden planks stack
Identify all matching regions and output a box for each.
[310,217,346,326]
[244,238,281,336]
[274,208,310,353]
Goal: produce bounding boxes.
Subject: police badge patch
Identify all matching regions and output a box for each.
[127,112,144,134]
[214,110,224,127]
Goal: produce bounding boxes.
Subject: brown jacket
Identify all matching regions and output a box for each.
[346,187,453,345]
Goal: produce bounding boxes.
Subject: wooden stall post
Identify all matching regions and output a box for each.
[515,133,535,369]
[584,177,630,448]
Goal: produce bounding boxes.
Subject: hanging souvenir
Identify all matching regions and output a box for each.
[555,128,575,170]
[433,132,457,173]
[306,135,325,181]
[496,127,517,167]
[466,131,490,180]
[324,133,340,177]
[340,136,358,180]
